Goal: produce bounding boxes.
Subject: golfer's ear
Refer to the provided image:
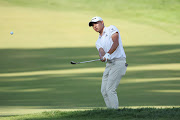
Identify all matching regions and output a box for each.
[101,21,104,25]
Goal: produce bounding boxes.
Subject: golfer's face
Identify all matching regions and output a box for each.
[92,21,104,32]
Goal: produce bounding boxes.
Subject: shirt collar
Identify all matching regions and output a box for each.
[99,26,106,38]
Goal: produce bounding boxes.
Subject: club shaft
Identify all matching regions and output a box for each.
[78,59,101,64]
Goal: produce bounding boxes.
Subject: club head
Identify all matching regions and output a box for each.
[70,61,77,64]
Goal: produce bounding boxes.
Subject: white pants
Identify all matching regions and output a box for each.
[101,58,127,109]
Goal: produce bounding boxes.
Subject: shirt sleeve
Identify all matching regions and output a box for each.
[96,40,103,51]
[109,25,119,36]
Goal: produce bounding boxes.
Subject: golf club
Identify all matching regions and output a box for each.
[71,59,101,64]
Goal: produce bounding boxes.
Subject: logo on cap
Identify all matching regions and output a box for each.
[89,16,103,27]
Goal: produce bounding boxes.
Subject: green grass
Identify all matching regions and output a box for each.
[0,0,180,119]
[0,0,180,49]
[1,0,180,34]
[1,108,180,120]
[0,45,179,108]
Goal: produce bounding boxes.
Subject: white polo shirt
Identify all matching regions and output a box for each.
[96,25,126,59]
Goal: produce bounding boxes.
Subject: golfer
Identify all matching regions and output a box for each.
[89,16,127,109]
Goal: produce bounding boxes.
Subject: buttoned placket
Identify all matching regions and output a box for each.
[99,27,107,41]
[99,27,106,37]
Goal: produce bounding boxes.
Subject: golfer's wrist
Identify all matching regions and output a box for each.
[106,53,110,55]
[103,53,111,60]
[105,53,110,57]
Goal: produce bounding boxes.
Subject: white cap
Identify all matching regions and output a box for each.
[89,16,103,27]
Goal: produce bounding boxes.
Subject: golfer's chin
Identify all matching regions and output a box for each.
[94,29,99,32]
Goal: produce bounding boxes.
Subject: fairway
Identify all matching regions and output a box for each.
[0,0,180,119]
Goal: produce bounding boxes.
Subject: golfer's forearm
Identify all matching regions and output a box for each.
[108,32,119,54]
[108,42,119,54]
[99,48,105,59]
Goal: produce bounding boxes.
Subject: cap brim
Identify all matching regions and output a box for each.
[89,22,97,27]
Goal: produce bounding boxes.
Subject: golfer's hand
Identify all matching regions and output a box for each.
[103,53,111,62]
[100,57,105,62]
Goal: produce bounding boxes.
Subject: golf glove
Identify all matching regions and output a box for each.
[103,53,111,62]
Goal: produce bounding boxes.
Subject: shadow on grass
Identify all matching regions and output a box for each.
[0,44,180,114]
[0,44,179,73]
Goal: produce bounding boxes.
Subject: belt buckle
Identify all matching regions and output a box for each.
[107,60,113,63]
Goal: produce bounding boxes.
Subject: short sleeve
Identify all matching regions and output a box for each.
[109,25,119,36]
[96,40,103,51]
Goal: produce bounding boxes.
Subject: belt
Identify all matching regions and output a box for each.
[107,57,128,67]
[107,57,126,63]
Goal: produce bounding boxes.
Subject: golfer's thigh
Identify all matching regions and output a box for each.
[115,60,127,76]
[101,63,111,92]
[107,61,126,88]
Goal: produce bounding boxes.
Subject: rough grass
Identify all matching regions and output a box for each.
[1,108,180,120]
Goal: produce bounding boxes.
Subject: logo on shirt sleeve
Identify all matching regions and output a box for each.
[111,28,115,32]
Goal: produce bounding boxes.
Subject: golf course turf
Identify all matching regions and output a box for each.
[0,0,179,119]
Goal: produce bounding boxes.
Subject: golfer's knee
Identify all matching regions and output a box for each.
[101,89,107,97]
